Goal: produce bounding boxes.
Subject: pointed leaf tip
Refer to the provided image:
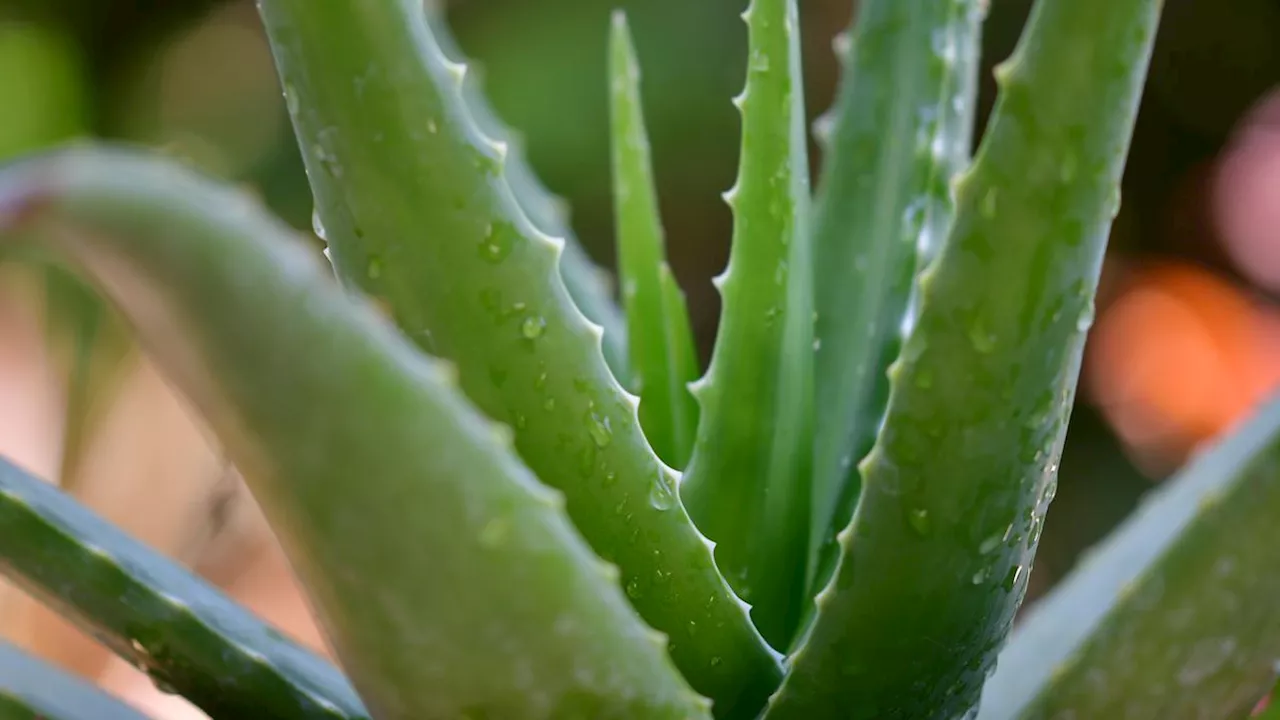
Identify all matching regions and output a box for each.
[608,5,700,471]
[680,0,814,650]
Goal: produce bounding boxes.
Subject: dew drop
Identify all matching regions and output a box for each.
[478,224,513,263]
[311,209,327,241]
[749,50,771,73]
[907,507,931,536]
[1109,185,1123,218]
[521,316,547,340]
[1002,565,1023,592]
[544,398,556,412]
[1076,298,1096,333]
[968,319,996,353]
[649,472,675,511]
[283,82,300,116]
[366,255,383,281]
[625,578,643,599]
[981,188,999,218]
[979,534,1002,555]
[971,568,988,585]
[813,113,836,145]
[479,518,509,547]
[313,144,342,178]
[931,27,957,64]
[588,413,613,448]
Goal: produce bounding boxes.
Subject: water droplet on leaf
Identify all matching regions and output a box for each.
[478,224,513,263]
[588,413,613,448]
[479,518,509,547]
[968,319,996,353]
[521,316,546,340]
[649,472,675,511]
[907,507,931,536]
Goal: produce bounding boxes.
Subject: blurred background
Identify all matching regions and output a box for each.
[2,0,1280,715]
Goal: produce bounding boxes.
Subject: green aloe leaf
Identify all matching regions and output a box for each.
[0,639,148,720]
[767,0,1162,715]
[978,397,1280,719]
[679,0,814,651]
[608,12,700,470]
[0,146,712,720]
[257,2,781,713]
[427,11,631,385]
[806,0,984,609]
[0,455,369,719]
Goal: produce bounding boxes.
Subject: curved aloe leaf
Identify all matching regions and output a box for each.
[767,0,1162,715]
[679,0,814,651]
[0,639,147,720]
[608,13,700,470]
[0,454,368,719]
[978,397,1280,719]
[427,11,631,384]
[256,2,781,713]
[0,147,712,720]
[806,0,984,610]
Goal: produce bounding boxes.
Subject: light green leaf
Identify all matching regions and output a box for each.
[768,0,1163,715]
[428,11,631,385]
[978,397,1280,719]
[0,146,712,720]
[608,12,700,469]
[256,2,781,713]
[679,0,814,650]
[806,0,984,610]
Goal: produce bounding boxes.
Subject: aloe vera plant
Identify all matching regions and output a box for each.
[2,0,1279,718]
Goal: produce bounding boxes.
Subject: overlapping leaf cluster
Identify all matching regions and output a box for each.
[2,0,1277,718]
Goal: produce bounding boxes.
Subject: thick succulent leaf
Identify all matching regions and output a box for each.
[427,10,631,384]
[0,639,147,720]
[608,13,700,469]
[978,397,1280,719]
[0,455,369,719]
[679,0,814,651]
[806,0,984,610]
[256,2,781,713]
[766,0,1163,716]
[0,147,712,720]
